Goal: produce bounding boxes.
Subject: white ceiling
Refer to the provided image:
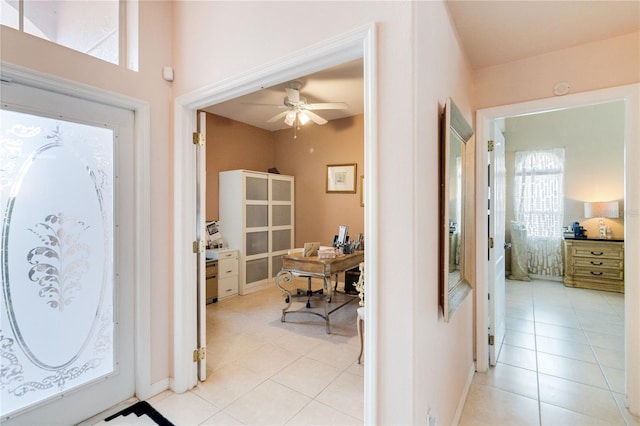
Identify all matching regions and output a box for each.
[203,1,639,131]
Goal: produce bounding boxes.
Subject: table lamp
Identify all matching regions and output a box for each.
[584,201,619,239]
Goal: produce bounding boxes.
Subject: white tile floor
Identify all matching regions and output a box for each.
[92,277,640,426]
[459,278,640,426]
[124,277,363,425]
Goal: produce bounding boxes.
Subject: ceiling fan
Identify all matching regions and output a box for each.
[265,81,348,128]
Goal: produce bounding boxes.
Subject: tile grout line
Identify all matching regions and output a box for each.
[531,282,543,426]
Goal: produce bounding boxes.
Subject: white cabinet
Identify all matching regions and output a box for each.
[219,170,294,295]
[216,249,239,299]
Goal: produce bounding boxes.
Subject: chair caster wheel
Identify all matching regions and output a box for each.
[306,302,311,308]
[285,297,290,303]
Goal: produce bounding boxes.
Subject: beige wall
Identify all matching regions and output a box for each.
[272,115,364,247]
[205,113,274,221]
[206,113,365,248]
[1,1,174,385]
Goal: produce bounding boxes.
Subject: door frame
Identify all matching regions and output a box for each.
[171,23,379,423]
[475,83,640,414]
[0,62,156,399]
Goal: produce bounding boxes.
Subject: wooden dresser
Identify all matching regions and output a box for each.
[563,238,624,293]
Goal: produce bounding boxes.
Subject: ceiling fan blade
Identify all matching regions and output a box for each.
[304,111,328,125]
[266,111,289,123]
[242,102,287,108]
[305,102,348,110]
[285,87,300,103]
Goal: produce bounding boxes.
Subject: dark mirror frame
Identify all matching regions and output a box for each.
[440,98,474,322]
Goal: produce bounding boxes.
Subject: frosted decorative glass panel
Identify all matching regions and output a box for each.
[272,255,284,278]
[272,205,291,226]
[271,179,291,201]
[246,177,267,201]
[246,258,268,284]
[0,109,115,416]
[246,205,268,228]
[272,230,292,252]
[246,231,268,256]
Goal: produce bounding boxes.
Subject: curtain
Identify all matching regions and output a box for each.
[514,148,565,277]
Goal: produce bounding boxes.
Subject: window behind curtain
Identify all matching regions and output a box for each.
[513,148,565,276]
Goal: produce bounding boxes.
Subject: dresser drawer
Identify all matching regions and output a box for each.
[571,245,623,260]
[571,267,624,281]
[573,257,623,270]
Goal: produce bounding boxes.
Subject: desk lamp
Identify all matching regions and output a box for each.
[584,201,619,239]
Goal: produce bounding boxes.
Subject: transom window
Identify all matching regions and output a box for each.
[1,0,138,71]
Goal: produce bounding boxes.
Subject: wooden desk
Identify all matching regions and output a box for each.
[275,251,364,333]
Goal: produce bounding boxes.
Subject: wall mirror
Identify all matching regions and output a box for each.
[440,97,473,322]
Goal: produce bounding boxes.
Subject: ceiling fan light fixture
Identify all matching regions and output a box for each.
[298,112,310,125]
[284,111,296,126]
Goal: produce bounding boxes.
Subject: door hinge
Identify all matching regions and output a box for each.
[193,239,205,253]
[488,140,495,152]
[193,347,206,362]
[488,237,494,249]
[488,334,494,346]
[193,132,205,146]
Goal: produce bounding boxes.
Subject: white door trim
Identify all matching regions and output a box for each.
[171,23,379,423]
[0,62,156,399]
[475,83,640,415]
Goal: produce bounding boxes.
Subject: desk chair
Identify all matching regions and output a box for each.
[295,275,323,308]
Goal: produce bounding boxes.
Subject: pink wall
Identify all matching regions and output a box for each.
[172,1,475,423]
[1,1,174,385]
[474,31,640,109]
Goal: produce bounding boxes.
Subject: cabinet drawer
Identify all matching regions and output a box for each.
[573,257,623,270]
[572,268,623,281]
[571,245,623,260]
[206,261,218,276]
[218,276,238,298]
[217,250,238,260]
[219,258,238,278]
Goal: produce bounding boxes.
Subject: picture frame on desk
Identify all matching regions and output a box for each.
[326,163,357,193]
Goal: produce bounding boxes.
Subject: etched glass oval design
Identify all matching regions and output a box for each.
[1,109,115,416]
[5,144,106,369]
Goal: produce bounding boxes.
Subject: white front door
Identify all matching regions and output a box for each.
[1,82,135,424]
[488,120,506,365]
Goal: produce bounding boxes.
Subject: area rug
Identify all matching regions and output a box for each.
[104,401,174,426]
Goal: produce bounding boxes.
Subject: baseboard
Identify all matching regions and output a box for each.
[137,378,171,401]
[452,362,476,425]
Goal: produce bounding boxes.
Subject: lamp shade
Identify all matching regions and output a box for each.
[584,201,619,219]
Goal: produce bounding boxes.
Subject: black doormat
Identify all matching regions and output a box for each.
[104,401,174,426]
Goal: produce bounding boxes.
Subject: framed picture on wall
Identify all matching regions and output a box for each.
[326,163,357,193]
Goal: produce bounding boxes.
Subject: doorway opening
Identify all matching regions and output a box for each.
[475,83,640,416]
[171,23,378,422]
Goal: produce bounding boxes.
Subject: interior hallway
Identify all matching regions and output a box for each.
[460,278,638,425]
[91,278,640,425]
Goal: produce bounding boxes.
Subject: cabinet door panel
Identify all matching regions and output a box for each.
[246,231,268,255]
[246,205,268,227]
[246,176,268,200]
[271,179,291,201]
[246,258,269,284]
[272,205,291,226]
[272,229,292,252]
